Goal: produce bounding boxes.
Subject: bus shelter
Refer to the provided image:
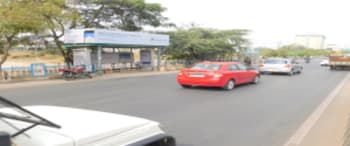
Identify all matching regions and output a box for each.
[63,29,169,75]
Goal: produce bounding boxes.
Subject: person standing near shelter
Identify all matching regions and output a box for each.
[244,56,252,67]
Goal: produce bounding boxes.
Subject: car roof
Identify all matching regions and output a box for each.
[197,61,240,65]
[265,58,290,60]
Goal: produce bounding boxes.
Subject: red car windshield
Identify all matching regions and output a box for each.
[191,63,221,70]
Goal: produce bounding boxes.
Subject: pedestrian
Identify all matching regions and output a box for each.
[3,71,8,80]
[244,56,252,67]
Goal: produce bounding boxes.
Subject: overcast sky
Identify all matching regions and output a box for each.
[146,0,350,48]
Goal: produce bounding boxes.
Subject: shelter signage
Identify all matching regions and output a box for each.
[119,53,133,63]
[30,63,47,77]
[65,29,169,47]
[140,50,152,64]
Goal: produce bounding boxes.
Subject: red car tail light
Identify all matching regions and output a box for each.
[285,64,292,68]
[178,71,188,76]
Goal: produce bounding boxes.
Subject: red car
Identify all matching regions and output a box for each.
[177,61,260,90]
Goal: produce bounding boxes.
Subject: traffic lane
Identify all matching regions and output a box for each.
[160,68,347,146]
[0,62,348,146]
[70,63,348,146]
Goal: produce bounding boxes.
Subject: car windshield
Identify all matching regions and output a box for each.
[264,59,288,64]
[191,63,221,70]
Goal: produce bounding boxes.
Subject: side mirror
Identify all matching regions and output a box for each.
[0,132,11,146]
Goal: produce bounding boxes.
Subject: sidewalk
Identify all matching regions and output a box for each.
[0,70,178,90]
[296,74,350,146]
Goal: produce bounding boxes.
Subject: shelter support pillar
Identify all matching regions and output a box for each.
[130,48,133,69]
[157,48,162,71]
[97,46,102,76]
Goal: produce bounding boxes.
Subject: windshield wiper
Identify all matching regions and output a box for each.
[0,96,61,138]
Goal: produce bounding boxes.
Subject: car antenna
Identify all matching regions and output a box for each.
[0,96,61,138]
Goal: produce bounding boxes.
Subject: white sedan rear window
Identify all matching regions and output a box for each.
[264,60,288,64]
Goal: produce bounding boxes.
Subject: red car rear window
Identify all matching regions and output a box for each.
[191,63,221,70]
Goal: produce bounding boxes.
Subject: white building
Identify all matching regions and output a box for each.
[295,34,326,49]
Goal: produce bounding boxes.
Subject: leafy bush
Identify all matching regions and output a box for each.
[261,45,328,57]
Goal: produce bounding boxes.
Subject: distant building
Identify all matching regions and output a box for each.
[326,44,341,50]
[295,34,326,49]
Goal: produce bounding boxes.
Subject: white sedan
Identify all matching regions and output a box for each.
[259,58,303,75]
[0,105,176,146]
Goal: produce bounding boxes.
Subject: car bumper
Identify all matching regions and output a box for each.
[177,76,226,87]
[259,68,291,73]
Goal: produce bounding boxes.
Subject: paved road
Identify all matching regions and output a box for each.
[1,60,349,146]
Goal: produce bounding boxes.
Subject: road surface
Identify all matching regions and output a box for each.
[1,60,348,146]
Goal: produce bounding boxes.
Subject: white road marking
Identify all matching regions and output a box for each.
[284,73,350,146]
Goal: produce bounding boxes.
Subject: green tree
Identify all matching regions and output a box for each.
[32,0,79,67]
[75,0,170,31]
[165,27,250,61]
[261,48,277,57]
[260,44,328,57]
[0,0,45,75]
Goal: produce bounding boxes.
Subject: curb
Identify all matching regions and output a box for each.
[0,71,178,90]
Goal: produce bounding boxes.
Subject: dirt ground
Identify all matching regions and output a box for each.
[2,51,64,68]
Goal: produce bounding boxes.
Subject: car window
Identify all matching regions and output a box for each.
[236,64,247,70]
[191,63,221,70]
[264,59,288,64]
[291,59,297,64]
[227,64,239,71]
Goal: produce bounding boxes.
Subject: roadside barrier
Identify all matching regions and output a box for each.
[0,61,183,81]
[0,64,96,81]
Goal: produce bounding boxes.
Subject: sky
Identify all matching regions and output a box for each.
[146,0,350,48]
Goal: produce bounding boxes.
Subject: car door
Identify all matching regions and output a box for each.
[236,64,250,83]
[226,64,244,84]
[291,60,302,72]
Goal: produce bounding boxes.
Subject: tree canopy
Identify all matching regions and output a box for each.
[0,0,47,71]
[74,0,169,31]
[165,27,250,61]
[260,44,328,57]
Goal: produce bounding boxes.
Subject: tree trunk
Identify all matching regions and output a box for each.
[0,64,2,80]
[46,16,72,68]
[51,33,73,68]
[0,36,14,79]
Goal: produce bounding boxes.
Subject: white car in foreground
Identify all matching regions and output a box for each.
[0,97,175,146]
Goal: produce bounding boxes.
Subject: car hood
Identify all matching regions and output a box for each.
[0,106,158,146]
